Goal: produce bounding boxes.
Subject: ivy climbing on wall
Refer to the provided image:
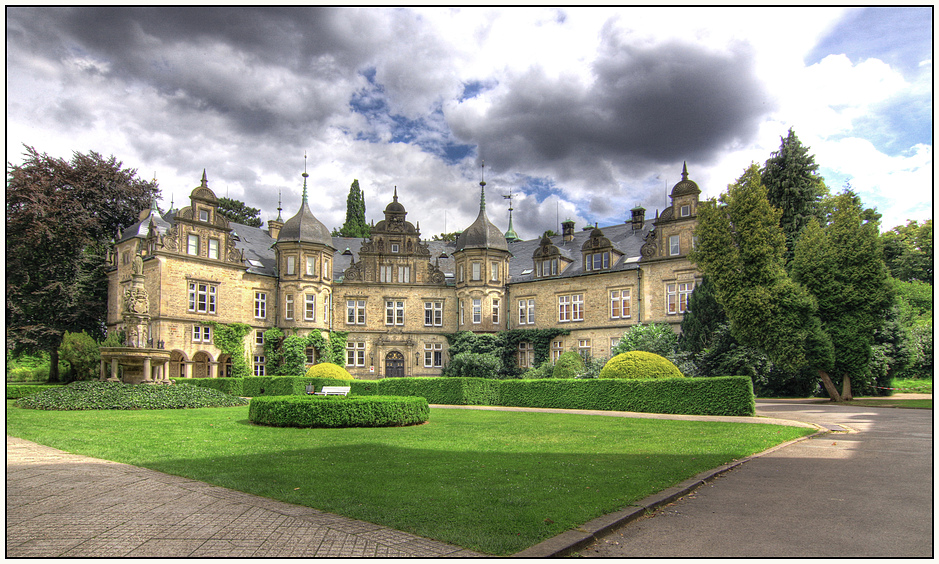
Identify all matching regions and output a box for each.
[206,321,253,378]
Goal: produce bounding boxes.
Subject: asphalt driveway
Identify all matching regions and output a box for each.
[577,399,933,557]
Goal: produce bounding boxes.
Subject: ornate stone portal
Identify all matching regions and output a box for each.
[99,253,172,384]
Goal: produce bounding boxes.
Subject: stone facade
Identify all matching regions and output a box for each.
[107,164,702,380]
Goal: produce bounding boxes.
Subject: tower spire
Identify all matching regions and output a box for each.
[301,152,309,205]
[479,161,486,211]
[276,190,283,222]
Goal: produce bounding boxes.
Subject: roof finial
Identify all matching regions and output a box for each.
[393,185,398,202]
[201,169,208,187]
[681,161,689,180]
[301,152,309,205]
[276,190,283,222]
[479,161,486,211]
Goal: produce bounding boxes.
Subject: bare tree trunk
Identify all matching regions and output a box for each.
[841,374,853,401]
[49,348,60,382]
[818,369,842,401]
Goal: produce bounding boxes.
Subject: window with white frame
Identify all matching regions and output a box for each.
[669,235,680,256]
[304,294,316,321]
[424,301,443,327]
[558,295,571,322]
[306,256,316,276]
[285,294,295,320]
[253,355,265,376]
[666,282,694,314]
[472,298,482,324]
[572,294,584,321]
[208,238,220,259]
[517,342,534,369]
[380,265,393,283]
[346,342,366,367]
[551,339,564,362]
[680,204,691,217]
[610,288,631,319]
[256,330,264,346]
[385,300,404,326]
[188,282,217,314]
[424,343,444,368]
[323,293,330,320]
[192,325,212,343]
[391,243,400,253]
[347,300,366,325]
[199,209,210,222]
[491,298,500,325]
[398,265,410,283]
[323,258,330,278]
[286,255,296,275]
[537,258,558,277]
[471,262,481,281]
[491,261,499,281]
[255,292,267,319]
[518,298,535,325]
[585,251,610,271]
[187,234,200,256]
[578,339,592,359]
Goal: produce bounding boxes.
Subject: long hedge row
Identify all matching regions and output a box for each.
[173,375,754,416]
[249,395,429,428]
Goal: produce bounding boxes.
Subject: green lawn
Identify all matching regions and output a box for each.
[6,402,812,555]
[840,398,932,409]
[888,377,933,394]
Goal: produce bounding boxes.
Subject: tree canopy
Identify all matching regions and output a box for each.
[216,197,263,228]
[6,146,157,379]
[881,219,932,284]
[336,179,370,238]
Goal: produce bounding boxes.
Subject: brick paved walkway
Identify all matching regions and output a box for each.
[6,436,480,557]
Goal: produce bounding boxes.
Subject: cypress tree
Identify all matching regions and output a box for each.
[338,179,370,238]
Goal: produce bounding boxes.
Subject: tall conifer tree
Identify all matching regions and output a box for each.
[338,179,370,238]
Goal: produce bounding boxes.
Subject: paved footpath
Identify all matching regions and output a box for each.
[576,399,933,558]
[5,436,480,557]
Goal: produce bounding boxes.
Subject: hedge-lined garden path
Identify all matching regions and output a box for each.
[576,399,933,557]
[5,435,480,558]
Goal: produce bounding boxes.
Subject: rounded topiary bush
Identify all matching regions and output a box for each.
[249,395,429,428]
[599,351,684,379]
[304,363,354,380]
[552,351,584,379]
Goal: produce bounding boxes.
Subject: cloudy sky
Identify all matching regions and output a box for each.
[6,7,932,239]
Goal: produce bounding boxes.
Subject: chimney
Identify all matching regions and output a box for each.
[561,220,575,242]
[268,218,283,240]
[630,206,646,230]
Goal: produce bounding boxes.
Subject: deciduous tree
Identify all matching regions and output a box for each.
[6,146,156,380]
[216,197,263,228]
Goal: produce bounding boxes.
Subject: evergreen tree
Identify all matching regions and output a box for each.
[791,190,894,399]
[338,179,370,238]
[691,163,840,399]
[678,276,727,355]
[760,128,828,261]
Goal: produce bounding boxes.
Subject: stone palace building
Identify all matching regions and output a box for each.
[106,164,701,380]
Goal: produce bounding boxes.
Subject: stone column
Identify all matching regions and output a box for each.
[209,361,218,379]
[143,357,152,382]
[183,361,192,378]
[110,359,120,381]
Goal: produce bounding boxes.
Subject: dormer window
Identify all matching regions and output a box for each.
[199,209,210,222]
[680,205,691,217]
[536,258,558,277]
[585,251,610,271]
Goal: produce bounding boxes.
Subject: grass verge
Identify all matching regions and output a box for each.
[6,402,812,555]
[887,377,932,394]
[838,398,932,409]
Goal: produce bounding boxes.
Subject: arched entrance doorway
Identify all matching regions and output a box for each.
[385,351,405,378]
[169,350,188,378]
[218,355,233,377]
[192,351,212,379]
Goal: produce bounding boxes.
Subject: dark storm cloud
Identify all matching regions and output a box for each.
[450,37,773,194]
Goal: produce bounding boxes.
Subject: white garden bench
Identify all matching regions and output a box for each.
[311,385,351,396]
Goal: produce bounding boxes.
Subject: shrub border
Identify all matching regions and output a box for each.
[248,395,430,428]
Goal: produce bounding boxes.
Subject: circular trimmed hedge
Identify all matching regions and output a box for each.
[599,351,684,379]
[248,395,429,428]
[304,363,354,380]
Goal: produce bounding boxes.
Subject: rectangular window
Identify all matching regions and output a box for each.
[579,339,592,359]
[385,300,404,326]
[346,342,366,367]
[255,292,267,319]
[398,265,410,283]
[256,330,264,346]
[285,294,294,320]
[458,264,464,282]
[187,234,199,256]
[347,300,365,325]
[558,295,571,322]
[471,262,481,281]
[253,355,265,376]
[491,262,499,281]
[491,298,500,325]
[669,235,681,256]
[472,299,482,324]
[424,343,444,368]
[199,209,209,222]
[208,238,220,260]
[391,243,400,253]
[380,265,393,283]
[681,204,691,217]
[188,282,217,314]
[304,294,316,321]
[667,282,694,314]
[610,289,631,319]
[193,325,211,343]
[517,342,534,369]
[286,255,296,275]
[323,258,330,279]
[306,256,316,276]
[518,298,536,325]
[551,339,564,362]
[587,252,610,271]
[459,300,464,325]
[572,294,584,321]
[424,302,443,327]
